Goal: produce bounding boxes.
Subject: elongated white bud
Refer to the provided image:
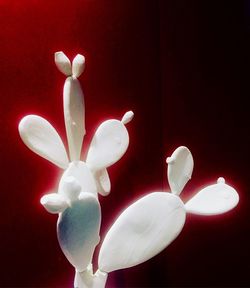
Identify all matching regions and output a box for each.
[72,54,85,78]
[55,51,72,76]
[121,111,134,125]
[64,77,85,161]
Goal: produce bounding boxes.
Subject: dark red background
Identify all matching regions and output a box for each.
[0,0,249,287]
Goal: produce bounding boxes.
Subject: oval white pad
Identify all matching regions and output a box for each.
[98,192,186,273]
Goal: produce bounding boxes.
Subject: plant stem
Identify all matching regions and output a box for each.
[74,265,108,288]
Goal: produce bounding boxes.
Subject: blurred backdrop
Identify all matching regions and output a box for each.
[0,0,249,287]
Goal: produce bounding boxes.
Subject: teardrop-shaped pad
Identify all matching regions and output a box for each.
[167,146,194,195]
[54,51,72,76]
[57,193,101,272]
[86,119,129,171]
[72,54,85,78]
[185,177,239,215]
[98,192,186,273]
[19,115,69,169]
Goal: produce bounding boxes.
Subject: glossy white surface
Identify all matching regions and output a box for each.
[59,161,97,197]
[74,265,107,288]
[72,54,85,78]
[22,50,245,288]
[63,77,85,161]
[93,168,111,196]
[86,119,129,171]
[167,146,194,195]
[18,51,136,288]
[59,176,82,201]
[185,177,239,215]
[40,193,69,214]
[98,192,186,273]
[18,115,69,169]
[54,51,72,76]
[57,192,101,272]
[121,110,134,125]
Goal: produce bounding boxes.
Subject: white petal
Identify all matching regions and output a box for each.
[167,146,194,195]
[19,115,69,169]
[94,169,111,196]
[86,120,129,171]
[185,177,239,215]
[40,193,69,214]
[58,161,97,197]
[98,192,186,273]
[72,54,85,78]
[64,77,85,161]
[57,193,101,272]
[54,51,72,76]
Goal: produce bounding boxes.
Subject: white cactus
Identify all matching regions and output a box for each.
[19,51,133,287]
[18,52,239,288]
[98,146,239,276]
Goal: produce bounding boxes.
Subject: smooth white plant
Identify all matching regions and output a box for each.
[18,52,239,288]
